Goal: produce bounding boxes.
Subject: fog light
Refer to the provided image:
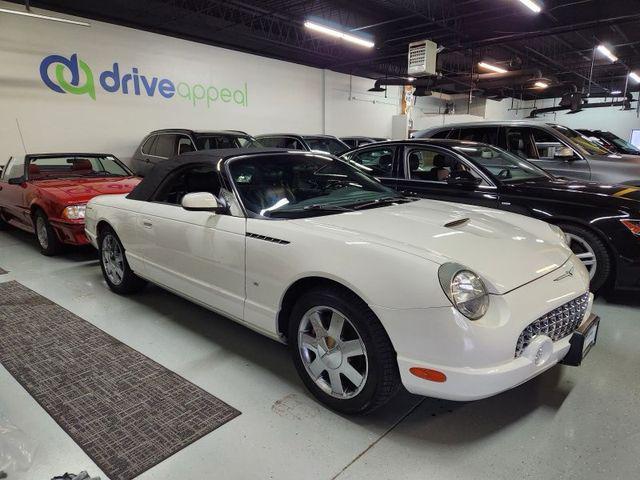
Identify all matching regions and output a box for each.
[523,336,553,366]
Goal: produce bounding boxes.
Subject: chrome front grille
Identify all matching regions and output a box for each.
[515,293,590,358]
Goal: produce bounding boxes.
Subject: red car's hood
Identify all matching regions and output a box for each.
[33,177,141,203]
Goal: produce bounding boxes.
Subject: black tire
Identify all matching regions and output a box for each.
[0,211,8,230]
[288,286,400,414]
[558,223,611,293]
[33,209,62,256]
[98,226,147,294]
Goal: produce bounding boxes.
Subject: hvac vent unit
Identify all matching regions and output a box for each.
[408,40,438,77]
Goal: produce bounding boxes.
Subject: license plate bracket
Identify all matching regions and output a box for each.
[560,314,600,367]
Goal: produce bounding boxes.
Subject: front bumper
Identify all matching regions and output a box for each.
[49,219,89,246]
[371,257,595,401]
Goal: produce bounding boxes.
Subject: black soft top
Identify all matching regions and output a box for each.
[127,148,291,201]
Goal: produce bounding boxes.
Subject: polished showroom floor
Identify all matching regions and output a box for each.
[1,227,639,480]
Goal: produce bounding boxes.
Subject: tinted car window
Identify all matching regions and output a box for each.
[153,165,221,205]
[530,128,572,160]
[431,130,451,139]
[459,127,499,144]
[342,139,357,149]
[406,148,485,184]
[349,147,394,177]
[303,137,348,155]
[154,134,177,158]
[141,135,156,154]
[504,127,536,159]
[258,137,304,149]
[452,144,549,183]
[177,136,196,155]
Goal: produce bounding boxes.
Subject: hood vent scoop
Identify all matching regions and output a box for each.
[444,218,470,228]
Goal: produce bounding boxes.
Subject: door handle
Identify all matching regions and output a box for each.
[142,220,153,228]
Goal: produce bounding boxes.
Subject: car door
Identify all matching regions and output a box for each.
[394,145,499,208]
[344,145,398,190]
[135,164,246,319]
[0,156,30,228]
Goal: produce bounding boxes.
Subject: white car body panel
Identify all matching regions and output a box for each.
[85,190,593,401]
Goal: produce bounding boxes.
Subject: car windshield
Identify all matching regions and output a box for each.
[551,125,611,155]
[602,132,640,154]
[228,153,403,218]
[452,144,551,183]
[195,134,262,150]
[28,155,132,179]
[303,137,349,155]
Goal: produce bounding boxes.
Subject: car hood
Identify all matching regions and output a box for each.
[33,177,141,203]
[295,199,571,294]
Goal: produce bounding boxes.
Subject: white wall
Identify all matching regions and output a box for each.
[411,93,525,132]
[524,97,640,141]
[0,1,400,164]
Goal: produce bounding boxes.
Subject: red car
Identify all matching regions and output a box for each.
[0,153,140,255]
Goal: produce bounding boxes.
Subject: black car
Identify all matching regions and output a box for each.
[340,136,389,149]
[342,139,640,293]
[132,128,262,176]
[576,129,640,156]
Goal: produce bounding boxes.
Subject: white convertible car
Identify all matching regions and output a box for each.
[85,149,600,413]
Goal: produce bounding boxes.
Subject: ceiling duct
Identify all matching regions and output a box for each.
[528,92,635,117]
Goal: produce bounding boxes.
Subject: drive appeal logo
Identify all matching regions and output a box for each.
[39,53,248,108]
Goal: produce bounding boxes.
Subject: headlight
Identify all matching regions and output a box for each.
[438,263,489,320]
[549,224,569,245]
[62,205,86,220]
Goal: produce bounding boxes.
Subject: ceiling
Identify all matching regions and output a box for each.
[8,0,640,99]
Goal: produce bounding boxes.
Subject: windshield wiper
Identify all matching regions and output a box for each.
[350,196,413,210]
[302,204,354,212]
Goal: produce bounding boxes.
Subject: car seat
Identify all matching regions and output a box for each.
[71,159,94,173]
[507,134,528,159]
[427,154,452,181]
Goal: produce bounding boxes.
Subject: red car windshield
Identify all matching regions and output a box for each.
[28,156,132,180]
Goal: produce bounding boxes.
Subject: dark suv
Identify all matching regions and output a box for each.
[132,129,261,176]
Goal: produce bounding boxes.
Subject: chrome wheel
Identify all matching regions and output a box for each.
[36,216,48,249]
[101,234,125,286]
[298,306,368,399]
[567,232,597,280]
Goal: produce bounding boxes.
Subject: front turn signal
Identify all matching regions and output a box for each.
[621,219,640,236]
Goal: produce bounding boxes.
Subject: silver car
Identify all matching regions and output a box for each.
[413,121,640,185]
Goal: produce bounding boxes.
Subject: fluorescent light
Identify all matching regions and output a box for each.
[478,62,507,74]
[630,72,640,83]
[518,0,542,13]
[407,77,416,81]
[534,81,549,89]
[597,45,618,62]
[304,21,374,48]
[0,7,90,26]
[610,90,622,95]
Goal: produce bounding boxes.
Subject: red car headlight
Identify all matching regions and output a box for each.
[621,219,640,236]
[62,205,86,220]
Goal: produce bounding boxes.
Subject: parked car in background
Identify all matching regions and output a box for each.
[256,133,349,155]
[86,149,598,413]
[576,129,640,156]
[0,153,139,255]
[340,136,389,149]
[132,128,262,176]
[414,121,640,185]
[342,139,640,293]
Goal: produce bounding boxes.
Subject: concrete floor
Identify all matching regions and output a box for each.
[1,227,639,480]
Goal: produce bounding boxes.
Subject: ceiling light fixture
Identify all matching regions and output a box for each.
[534,81,549,89]
[597,45,618,62]
[304,21,374,48]
[0,7,90,26]
[630,72,640,83]
[478,62,508,74]
[517,0,542,13]
[610,90,622,95]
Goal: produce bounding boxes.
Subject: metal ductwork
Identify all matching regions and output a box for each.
[528,91,635,117]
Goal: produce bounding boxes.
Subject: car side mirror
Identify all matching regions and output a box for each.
[554,146,576,160]
[8,176,26,185]
[181,192,225,212]
[447,175,481,189]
